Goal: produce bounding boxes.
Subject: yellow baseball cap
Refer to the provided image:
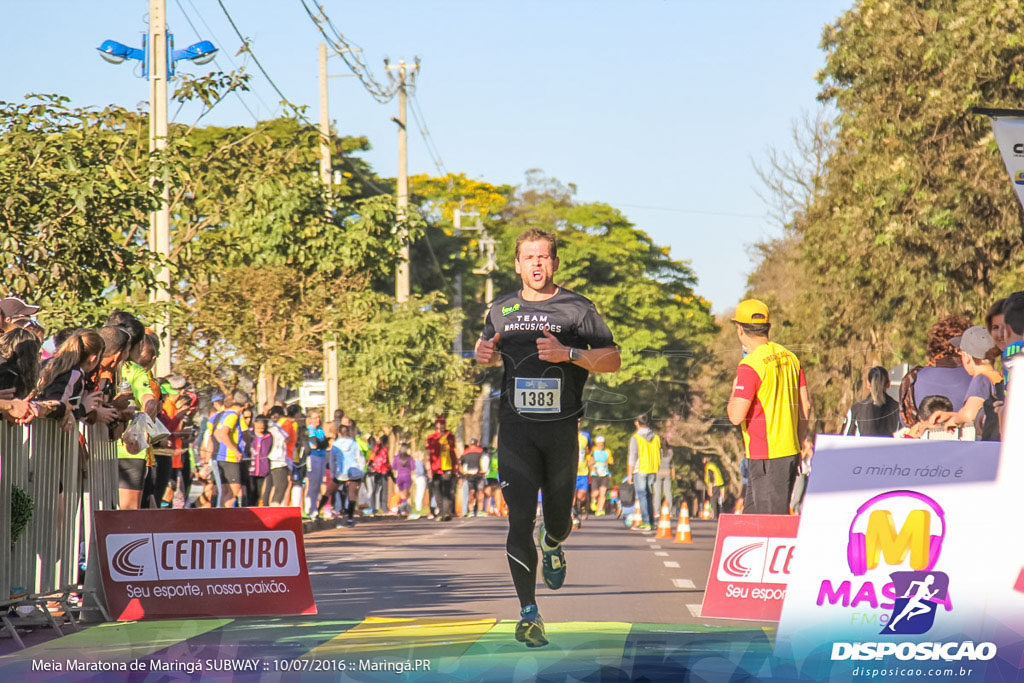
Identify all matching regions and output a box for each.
[731,299,770,325]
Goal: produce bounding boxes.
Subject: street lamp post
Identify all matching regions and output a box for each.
[98,0,216,377]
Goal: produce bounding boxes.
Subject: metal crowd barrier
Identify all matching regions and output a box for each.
[0,419,118,649]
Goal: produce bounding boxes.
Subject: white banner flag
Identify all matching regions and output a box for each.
[988,114,1024,211]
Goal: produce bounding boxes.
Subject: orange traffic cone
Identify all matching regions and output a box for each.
[631,503,641,529]
[655,500,673,539]
[675,503,693,544]
[701,500,712,520]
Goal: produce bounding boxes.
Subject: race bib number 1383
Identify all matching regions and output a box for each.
[514,378,561,414]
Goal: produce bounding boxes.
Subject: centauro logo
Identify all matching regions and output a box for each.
[501,303,521,316]
[717,535,795,583]
[105,532,300,582]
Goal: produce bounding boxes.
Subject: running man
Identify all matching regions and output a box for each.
[475,228,621,648]
[886,574,939,631]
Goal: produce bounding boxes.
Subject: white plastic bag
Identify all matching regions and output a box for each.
[122,413,149,455]
[143,412,171,443]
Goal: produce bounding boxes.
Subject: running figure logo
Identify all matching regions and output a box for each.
[882,571,949,635]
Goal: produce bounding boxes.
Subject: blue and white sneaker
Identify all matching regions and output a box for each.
[515,604,548,648]
[537,524,567,590]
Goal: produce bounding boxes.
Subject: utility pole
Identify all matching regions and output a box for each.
[318,42,338,418]
[149,0,171,377]
[386,59,418,302]
[476,227,497,448]
[453,207,463,358]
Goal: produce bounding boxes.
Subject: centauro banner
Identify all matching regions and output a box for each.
[95,507,316,620]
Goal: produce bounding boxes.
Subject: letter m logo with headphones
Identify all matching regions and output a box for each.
[847,490,945,576]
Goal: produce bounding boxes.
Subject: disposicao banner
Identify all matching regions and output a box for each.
[773,432,1017,682]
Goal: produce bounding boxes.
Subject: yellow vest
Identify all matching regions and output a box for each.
[635,433,661,474]
[704,462,724,487]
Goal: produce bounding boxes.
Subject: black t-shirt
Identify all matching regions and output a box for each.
[460,448,483,474]
[481,287,616,423]
[845,396,900,437]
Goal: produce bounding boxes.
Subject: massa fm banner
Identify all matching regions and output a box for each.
[774,434,1018,682]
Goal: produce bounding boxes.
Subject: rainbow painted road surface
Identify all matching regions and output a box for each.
[0,617,777,681]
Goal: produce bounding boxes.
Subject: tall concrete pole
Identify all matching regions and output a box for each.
[318,42,339,418]
[395,61,410,302]
[452,207,463,357]
[150,0,172,376]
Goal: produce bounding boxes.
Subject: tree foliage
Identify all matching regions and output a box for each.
[0,95,157,327]
[338,294,477,434]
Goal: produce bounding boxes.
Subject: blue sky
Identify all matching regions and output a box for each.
[4,0,851,312]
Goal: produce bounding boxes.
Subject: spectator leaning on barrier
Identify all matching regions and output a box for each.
[116,330,161,510]
[727,299,812,516]
[34,329,105,429]
[627,413,661,531]
[927,326,1001,433]
[0,296,40,334]
[0,327,40,399]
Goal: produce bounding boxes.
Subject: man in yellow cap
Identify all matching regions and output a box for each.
[726,299,812,515]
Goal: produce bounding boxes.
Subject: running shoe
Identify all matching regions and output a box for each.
[536,524,567,590]
[638,523,652,531]
[515,604,548,648]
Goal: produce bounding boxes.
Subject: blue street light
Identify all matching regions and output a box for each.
[96,33,217,76]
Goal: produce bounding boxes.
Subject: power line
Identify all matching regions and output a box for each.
[183,0,276,117]
[174,0,259,122]
[408,92,447,176]
[297,0,399,104]
[215,0,305,117]
[214,0,390,198]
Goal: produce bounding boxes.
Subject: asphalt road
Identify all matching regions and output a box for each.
[302,512,756,627]
[0,512,781,681]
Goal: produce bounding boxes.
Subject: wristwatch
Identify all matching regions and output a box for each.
[568,347,581,362]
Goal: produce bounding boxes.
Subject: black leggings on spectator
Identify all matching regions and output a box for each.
[262,467,289,505]
[430,471,455,518]
[497,418,577,609]
[143,455,173,508]
[370,472,389,512]
[345,479,362,519]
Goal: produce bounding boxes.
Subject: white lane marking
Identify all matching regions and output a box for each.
[650,544,662,550]
[645,538,655,543]
[663,561,680,568]
[654,551,669,557]
[309,565,329,571]
[673,578,696,589]
[687,604,702,617]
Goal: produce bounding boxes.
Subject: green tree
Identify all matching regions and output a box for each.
[0,95,157,327]
[741,1,1024,428]
[338,294,477,435]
